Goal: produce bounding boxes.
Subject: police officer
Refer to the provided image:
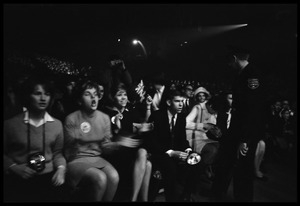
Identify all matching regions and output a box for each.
[229,46,267,202]
[211,46,267,202]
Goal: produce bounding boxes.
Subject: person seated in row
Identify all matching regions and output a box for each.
[64,79,130,201]
[186,87,220,179]
[4,75,66,202]
[145,89,195,202]
[102,82,152,201]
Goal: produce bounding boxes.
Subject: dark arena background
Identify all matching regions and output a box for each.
[3,3,297,202]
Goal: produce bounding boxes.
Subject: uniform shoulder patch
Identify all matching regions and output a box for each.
[248,78,259,89]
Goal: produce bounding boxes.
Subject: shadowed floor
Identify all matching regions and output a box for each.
[154,152,297,202]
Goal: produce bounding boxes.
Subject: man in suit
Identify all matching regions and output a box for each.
[210,90,236,201]
[181,83,194,115]
[146,89,193,202]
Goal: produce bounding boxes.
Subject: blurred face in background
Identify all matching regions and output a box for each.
[184,85,194,98]
[98,85,104,101]
[273,101,282,112]
[66,81,75,96]
[226,93,233,107]
[282,110,291,120]
[29,84,51,113]
[169,83,177,91]
[196,92,206,103]
[282,100,290,110]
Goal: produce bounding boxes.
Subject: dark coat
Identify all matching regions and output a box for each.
[146,109,190,156]
[231,64,267,146]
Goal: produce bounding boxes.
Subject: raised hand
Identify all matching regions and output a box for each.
[237,142,249,159]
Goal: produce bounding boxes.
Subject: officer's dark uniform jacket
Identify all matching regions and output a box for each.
[231,63,266,148]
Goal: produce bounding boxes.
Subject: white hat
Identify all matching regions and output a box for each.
[194,87,211,99]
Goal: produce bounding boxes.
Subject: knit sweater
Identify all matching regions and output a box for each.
[3,112,66,174]
[63,110,113,162]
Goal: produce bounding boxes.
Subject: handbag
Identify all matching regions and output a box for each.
[206,123,222,140]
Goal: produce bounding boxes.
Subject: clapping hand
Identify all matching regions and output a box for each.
[145,94,153,106]
[113,113,123,130]
[117,136,141,148]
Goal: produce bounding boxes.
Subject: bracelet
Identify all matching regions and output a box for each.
[57,165,66,169]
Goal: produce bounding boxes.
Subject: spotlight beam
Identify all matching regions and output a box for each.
[132,39,147,58]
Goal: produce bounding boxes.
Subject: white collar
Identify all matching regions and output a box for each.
[24,111,54,127]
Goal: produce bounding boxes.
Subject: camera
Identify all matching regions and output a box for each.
[186,152,201,165]
[28,152,46,172]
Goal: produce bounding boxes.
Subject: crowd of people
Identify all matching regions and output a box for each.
[3,50,297,202]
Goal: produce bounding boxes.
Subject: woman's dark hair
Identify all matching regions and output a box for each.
[22,75,54,109]
[73,79,100,101]
[106,83,127,106]
[110,82,127,98]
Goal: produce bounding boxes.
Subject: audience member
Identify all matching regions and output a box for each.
[147,72,167,111]
[63,80,120,201]
[227,46,267,202]
[275,108,297,158]
[101,83,152,201]
[4,75,66,202]
[145,89,194,202]
[181,83,194,114]
[265,98,283,159]
[186,87,219,180]
[96,81,108,112]
[211,90,236,201]
[50,77,78,122]
[98,54,133,102]
[4,76,24,120]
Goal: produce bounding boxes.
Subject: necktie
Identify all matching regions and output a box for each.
[171,115,175,148]
[171,115,175,133]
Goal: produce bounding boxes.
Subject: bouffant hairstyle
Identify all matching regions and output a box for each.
[73,79,100,101]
